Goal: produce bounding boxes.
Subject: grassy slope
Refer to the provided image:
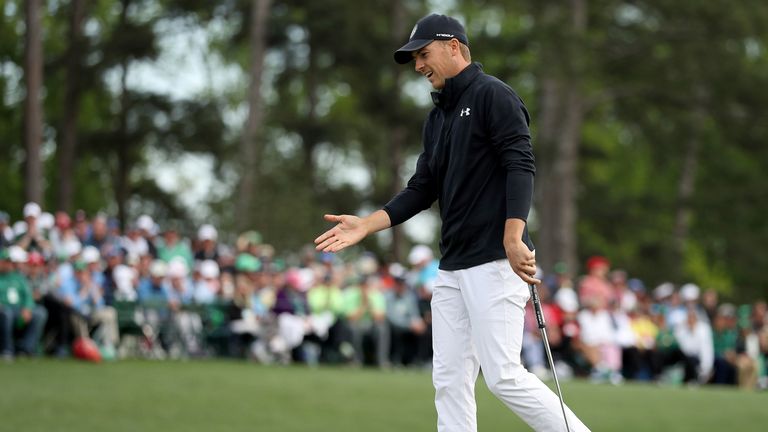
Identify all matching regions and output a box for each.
[1,360,766,431]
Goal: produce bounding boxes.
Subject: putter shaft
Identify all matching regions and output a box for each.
[529,284,571,432]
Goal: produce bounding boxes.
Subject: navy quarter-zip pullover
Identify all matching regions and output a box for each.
[383,63,535,271]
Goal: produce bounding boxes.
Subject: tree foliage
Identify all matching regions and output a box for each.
[1,0,767,300]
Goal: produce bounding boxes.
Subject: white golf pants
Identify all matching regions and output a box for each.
[431,259,590,432]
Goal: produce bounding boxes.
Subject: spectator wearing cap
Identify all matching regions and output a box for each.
[577,295,623,384]
[385,267,428,367]
[578,256,614,311]
[134,215,158,258]
[157,225,194,270]
[646,310,693,383]
[710,302,757,387]
[165,257,203,357]
[673,305,714,383]
[58,260,120,356]
[122,223,150,263]
[138,260,171,304]
[0,247,48,358]
[15,202,52,255]
[552,275,583,375]
[81,246,106,289]
[194,224,220,263]
[0,211,14,248]
[135,260,174,357]
[193,260,221,304]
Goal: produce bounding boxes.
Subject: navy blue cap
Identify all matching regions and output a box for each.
[394,14,469,64]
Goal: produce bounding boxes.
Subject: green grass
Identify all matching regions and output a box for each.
[1,359,766,431]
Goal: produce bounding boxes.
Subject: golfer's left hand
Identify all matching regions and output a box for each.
[505,241,540,285]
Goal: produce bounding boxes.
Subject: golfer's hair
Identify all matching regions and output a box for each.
[440,39,472,62]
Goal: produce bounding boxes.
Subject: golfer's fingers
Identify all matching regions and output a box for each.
[329,241,349,253]
[324,214,342,223]
[314,229,334,245]
[517,270,541,285]
[315,233,339,251]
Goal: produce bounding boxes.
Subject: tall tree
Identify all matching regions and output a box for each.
[235,0,272,231]
[533,0,589,275]
[24,0,44,204]
[57,0,87,213]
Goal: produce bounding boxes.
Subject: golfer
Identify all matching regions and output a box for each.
[315,13,590,432]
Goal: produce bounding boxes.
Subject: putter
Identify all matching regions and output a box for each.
[528,283,571,432]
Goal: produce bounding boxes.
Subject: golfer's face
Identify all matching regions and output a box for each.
[413,41,454,90]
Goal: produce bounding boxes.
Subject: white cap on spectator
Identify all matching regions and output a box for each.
[167,257,188,279]
[356,254,378,275]
[136,214,156,234]
[654,282,675,301]
[65,240,82,258]
[199,260,220,279]
[38,212,54,230]
[298,267,315,292]
[114,264,138,301]
[680,283,700,302]
[408,245,434,266]
[23,202,41,218]
[82,245,101,264]
[198,224,218,241]
[8,245,28,263]
[12,221,27,237]
[149,260,168,278]
[389,262,406,279]
[555,286,580,313]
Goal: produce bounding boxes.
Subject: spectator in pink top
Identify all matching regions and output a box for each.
[578,256,614,310]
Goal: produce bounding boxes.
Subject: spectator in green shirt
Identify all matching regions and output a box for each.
[308,271,352,363]
[157,226,194,269]
[0,247,48,359]
[711,303,757,387]
[343,274,389,368]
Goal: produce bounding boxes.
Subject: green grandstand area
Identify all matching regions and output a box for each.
[1,360,766,431]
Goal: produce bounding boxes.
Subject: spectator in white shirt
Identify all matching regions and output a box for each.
[674,306,714,383]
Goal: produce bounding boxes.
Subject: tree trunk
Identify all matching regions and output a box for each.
[115,60,130,231]
[24,0,44,205]
[57,0,87,213]
[673,101,704,278]
[113,1,131,231]
[534,0,587,276]
[235,0,272,231]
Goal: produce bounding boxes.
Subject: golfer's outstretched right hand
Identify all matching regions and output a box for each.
[314,214,368,253]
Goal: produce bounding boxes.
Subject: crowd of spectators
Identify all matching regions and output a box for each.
[1,202,766,390]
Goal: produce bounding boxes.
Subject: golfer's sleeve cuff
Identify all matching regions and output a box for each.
[506,171,533,220]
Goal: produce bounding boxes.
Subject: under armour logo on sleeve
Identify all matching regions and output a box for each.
[460,108,471,117]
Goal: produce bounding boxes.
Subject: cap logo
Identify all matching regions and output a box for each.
[410,24,418,39]
[436,33,454,38]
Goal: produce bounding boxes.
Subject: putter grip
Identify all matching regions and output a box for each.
[529,284,547,329]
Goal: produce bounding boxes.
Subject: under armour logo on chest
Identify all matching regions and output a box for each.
[459,108,471,117]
